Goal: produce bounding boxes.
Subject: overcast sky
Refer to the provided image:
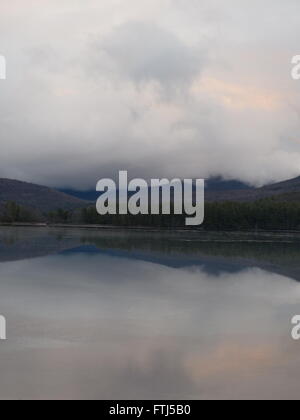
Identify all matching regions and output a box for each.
[0,0,300,189]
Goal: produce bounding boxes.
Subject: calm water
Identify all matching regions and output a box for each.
[0,227,299,400]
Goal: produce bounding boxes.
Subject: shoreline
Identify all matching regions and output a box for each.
[1,223,300,236]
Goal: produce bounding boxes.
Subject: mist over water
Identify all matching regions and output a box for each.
[0,227,299,399]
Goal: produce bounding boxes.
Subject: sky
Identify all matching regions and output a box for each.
[0,0,300,189]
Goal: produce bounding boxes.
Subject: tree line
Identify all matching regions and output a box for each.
[79,198,300,231]
[1,198,300,231]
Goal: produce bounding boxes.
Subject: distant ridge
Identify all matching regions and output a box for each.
[0,176,299,216]
[206,176,300,202]
[0,178,89,213]
[61,176,300,203]
[60,177,253,201]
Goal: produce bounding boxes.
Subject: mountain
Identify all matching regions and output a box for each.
[60,178,253,202]
[0,178,89,213]
[260,176,300,194]
[61,176,300,203]
[206,176,300,202]
[0,175,299,217]
[205,177,253,191]
[59,188,99,202]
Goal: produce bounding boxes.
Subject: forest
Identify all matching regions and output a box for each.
[1,197,299,231]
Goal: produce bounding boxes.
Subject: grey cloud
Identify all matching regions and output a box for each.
[0,0,299,189]
[101,22,202,87]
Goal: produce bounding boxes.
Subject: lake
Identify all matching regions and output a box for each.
[0,226,299,400]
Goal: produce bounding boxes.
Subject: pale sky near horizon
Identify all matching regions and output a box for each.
[0,0,300,189]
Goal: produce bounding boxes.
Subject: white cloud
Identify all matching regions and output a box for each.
[0,0,299,188]
[100,21,202,87]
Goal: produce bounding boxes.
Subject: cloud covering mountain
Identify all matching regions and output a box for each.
[0,0,300,189]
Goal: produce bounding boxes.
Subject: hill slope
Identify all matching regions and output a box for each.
[206,176,300,202]
[60,178,253,202]
[0,179,89,213]
[0,175,299,216]
[61,176,300,203]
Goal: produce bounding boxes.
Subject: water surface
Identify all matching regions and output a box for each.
[0,227,299,400]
